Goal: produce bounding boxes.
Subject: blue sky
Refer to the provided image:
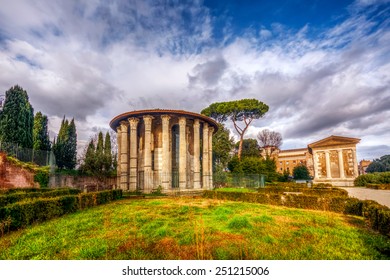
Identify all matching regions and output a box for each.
[0,0,389,160]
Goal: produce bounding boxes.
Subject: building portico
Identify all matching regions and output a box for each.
[308,136,360,186]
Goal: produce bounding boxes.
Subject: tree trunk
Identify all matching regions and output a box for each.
[238,134,244,160]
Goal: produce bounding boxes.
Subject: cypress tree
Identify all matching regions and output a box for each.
[104,132,112,172]
[0,85,34,148]
[53,117,77,169]
[33,111,51,151]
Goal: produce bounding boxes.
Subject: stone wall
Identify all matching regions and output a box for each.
[48,174,117,191]
[0,152,37,189]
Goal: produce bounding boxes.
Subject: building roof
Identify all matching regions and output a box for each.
[308,135,360,149]
[109,109,219,132]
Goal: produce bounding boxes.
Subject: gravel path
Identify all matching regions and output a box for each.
[341,187,390,208]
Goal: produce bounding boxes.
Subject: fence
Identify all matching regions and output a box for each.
[214,173,265,188]
[0,141,55,168]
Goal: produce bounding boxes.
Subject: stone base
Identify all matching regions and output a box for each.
[313,178,355,187]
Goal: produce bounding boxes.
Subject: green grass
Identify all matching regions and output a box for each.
[0,197,389,260]
[215,187,257,193]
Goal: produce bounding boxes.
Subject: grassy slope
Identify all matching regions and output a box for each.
[0,197,389,260]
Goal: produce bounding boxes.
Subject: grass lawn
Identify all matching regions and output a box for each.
[0,197,389,260]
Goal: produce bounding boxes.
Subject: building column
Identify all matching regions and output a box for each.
[116,126,122,189]
[143,115,154,191]
[179,117,187,189]
[313,151,319,180]
[193,119,201,189]
[208,127,214,189]
[352,148,359,177]
[338,149,345,179]
[128,117,139,191]
[161,115,171,190]
[325,150,331,179]
[202,123,209,188]
[120,121,128,190]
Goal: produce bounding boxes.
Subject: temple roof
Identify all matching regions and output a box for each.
[308,135,360,149]
[110,109,219,132]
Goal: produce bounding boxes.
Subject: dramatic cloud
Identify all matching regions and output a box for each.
[0,0,389,160]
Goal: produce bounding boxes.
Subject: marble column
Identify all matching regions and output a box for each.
[313,151,319,180]
[116,126,122,189]
[161,115,171,189]
[338,149,345,179]
[179,117,187,189]
[352,148,359,177]
[129,117,139,191]
[193,119,201,189]
[143,115,154,191]
[208,127,214,189]
[325,151,331,179]
[120,121,128,190]
[202,123,209,188]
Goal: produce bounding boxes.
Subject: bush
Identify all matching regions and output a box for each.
[0,188,82,207]
[0,189,123,234]
[354,172,390,186]
[34,170,50,188]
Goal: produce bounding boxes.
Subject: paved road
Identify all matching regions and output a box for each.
[341,187,390,208]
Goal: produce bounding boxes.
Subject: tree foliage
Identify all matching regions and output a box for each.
[212,123,234,170]
[366,155,390,173]
[33,111,51,151]
[79,131,115,176]
[235,138,259,158]
[293,165,311,180]
[227,155,278,182]
[201,99,269,159]
[53,117,77,169]
[0,85,34,148]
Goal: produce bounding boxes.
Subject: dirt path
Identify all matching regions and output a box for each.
[341,187,390,208]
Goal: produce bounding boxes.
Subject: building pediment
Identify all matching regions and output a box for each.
[308,135,360,149]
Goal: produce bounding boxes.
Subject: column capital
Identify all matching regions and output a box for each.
[128,117,139,129]
[178,116,186,126]
[194,118,200,127]
[117,126,122,133]
[120,121,128,131]
[208,127,214,134]
[143,115,154,126]
[161,115,171,122]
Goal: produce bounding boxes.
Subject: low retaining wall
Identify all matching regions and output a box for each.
[49,174,117,191]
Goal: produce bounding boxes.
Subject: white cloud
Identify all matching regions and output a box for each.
[0,0,389,160]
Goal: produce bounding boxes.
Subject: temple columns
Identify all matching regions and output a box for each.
[116,126,122,189]
[161,115,171,190]
[325,151,331,179]
[208,127,214,189]
[313,151,319,180]
[143,115,153,190]
[202,123,209,188]
[179,117,187,189]
[129,117,139,191]
[193,119,201,189]
[120,121,128,190]
[338,149,345,179]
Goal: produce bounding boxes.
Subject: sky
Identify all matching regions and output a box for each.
[0,0,389,161]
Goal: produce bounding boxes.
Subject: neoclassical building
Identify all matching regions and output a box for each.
[110,109,218,193]
[273,135,360,186]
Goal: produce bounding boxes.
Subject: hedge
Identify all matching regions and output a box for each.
[203,190,390,236]
[0,188,82,207]
[0,189,123,233]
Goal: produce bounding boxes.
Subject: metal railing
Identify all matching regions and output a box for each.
[0,141,55,168]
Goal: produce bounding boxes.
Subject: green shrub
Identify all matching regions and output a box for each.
[0,189,122,234]
[354,172,390,186]
[34,170,50,188]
